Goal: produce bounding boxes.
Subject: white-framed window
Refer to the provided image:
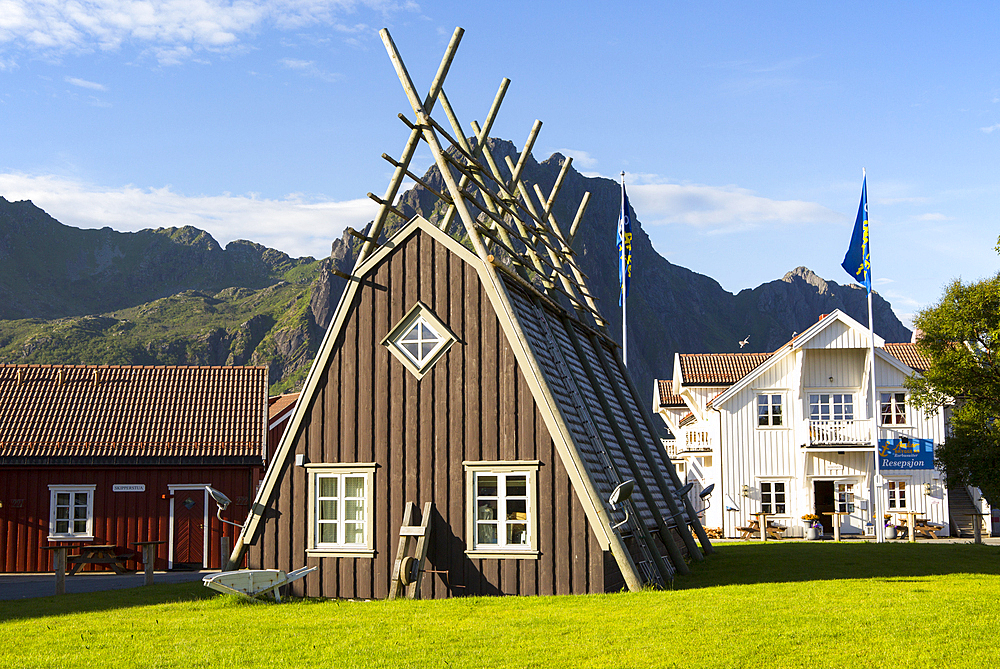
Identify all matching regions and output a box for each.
[757,394,784,427]
[809,393,855,421]
[759,481,787,514]
[880,392,908,426]
[464,461,539,558]
[887,480,907,509]
[48,485,96,540]
[835,480,856,513]
[305,463,376,557]
[381,301,457,380]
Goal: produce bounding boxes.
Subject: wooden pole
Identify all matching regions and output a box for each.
[360,27,464,265]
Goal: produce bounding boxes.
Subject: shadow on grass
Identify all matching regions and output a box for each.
[675,542,1000,589]
[0,581,220,623]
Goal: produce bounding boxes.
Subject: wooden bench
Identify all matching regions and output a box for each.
[765,522,786,540]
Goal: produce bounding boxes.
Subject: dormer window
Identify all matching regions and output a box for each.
[382,302,457,379]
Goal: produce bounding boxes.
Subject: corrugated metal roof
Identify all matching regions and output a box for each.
[0,364,266,460]
[883,343,930,373]
[678,353,773,385]
[656,380,684,407]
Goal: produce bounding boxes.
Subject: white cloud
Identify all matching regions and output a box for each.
[624,178,843,232]
[981,123,1000,134]
[914,212,950,221]
[280,57,340,83]
[65,76,106,90]
[0,172,379,259]
[0,1,416,65]
[554,148,598,169]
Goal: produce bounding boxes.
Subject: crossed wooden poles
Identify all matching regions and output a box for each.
[350,27,601,330]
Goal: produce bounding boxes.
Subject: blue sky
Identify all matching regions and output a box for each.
[2,2,999,327]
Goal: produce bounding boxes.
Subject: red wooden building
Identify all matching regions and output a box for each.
[0,364,267,572]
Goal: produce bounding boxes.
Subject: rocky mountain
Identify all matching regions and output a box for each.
[0,142,911,396]
[0,196,313,320]
[339,139,911,401]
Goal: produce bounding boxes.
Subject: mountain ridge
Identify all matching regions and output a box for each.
[0,144,911,396]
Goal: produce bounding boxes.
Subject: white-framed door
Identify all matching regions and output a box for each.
[168,484,210,569]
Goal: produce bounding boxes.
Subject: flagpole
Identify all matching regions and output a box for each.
[620,171,627,367]
[862,168,884,544]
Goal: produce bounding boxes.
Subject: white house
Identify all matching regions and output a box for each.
[654,310,991,539]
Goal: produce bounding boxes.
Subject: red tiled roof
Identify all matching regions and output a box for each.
[678,412,696,427]
[656,380,684,407]
[0,365,266,459]
[678,353,773,385]
[268,393,300,423]
[883,343,931,373]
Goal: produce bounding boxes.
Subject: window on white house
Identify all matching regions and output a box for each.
[382,302,457,380]
[809,393,855,421]
[760,481,786,514]
[464,461,539,558]
[48,485,96,540]
[757,394,783,426]
[887,481,907,509]
[880,392,907,425]
[835,481,856,513]
[306,464,376,556]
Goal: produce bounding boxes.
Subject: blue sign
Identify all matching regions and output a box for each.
[879,438,934,470]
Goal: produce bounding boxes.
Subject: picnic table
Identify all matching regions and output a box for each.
[67,545,134,575]
[822,511,851,542]
[737,513,785,541]
[891,512,942,541]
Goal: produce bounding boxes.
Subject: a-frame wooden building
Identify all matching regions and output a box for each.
[228,27,712,599]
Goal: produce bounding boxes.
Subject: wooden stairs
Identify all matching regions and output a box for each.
[948,486,982,538]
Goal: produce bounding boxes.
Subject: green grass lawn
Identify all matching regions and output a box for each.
[2,542,999,668]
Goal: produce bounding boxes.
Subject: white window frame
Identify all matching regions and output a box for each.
[886,479,909,510]
[758,479,788,516]
[464,461,540,559]
[809,392,855,422]
[880,391,909,427]
[305,463,376,558]
[756,393,785,428]
[381,301,457,380]
[48,485,96,541]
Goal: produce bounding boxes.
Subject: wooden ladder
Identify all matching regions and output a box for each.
[389,501,433,600]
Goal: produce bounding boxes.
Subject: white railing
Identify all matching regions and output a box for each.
[678,429,712,452]
[661,438,678,459]
[808,419,872,445]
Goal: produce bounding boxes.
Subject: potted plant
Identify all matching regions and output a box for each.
[801,514,822,540]
[884,514,897,540]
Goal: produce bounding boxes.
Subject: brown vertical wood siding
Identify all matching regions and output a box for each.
[249,228,613,598]
[0,465,260,573]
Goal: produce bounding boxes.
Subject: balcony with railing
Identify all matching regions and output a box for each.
[678,429,713,454]
[807,419,872,447]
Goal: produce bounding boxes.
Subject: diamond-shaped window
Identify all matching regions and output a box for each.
[382,302,457,379]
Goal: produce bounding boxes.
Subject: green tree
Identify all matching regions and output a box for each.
[908,247,1000,505]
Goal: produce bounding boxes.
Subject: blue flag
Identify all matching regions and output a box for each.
[618,182,632,306]
[841,176,870,293]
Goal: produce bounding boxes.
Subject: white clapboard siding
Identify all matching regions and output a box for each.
[802,319,872,350]
[801,348,867,388]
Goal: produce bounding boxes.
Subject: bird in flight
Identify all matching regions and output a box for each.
[738,336,749,349]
